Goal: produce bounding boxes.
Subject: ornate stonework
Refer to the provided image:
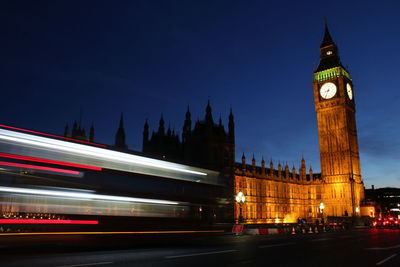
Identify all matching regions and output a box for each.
[234,24,365,223]
[234,157,322,223]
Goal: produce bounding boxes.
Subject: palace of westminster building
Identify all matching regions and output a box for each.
[64,24,366,223]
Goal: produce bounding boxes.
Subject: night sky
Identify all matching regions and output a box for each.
[2,1,400,188]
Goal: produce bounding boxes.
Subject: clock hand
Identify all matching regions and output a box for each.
[325,89,330,98]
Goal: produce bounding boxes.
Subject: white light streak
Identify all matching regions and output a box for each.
[0,186,179,205]
[0,129,207,176]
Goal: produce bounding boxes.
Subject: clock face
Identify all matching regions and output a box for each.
[346,83,353,100]
[320,82,337,99]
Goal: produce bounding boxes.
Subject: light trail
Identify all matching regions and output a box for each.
[0,230,225,236]
[0,124,107,147]
[0,161,81,176]
[0,219,98,224]
[0,128,207,176]
[0,186,179,205]
[0,152,102,171]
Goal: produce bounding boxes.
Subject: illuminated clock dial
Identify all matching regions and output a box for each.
[320,82,337,99]
[346,83,353,100]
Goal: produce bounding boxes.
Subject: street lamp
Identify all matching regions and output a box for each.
[355,207,360,216]
[236,191,246,224]
[319,202,325,223]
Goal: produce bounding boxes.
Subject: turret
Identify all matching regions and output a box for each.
[261,157,265,175]
[64,123,69,137]
[142,120,149,150]
[205,100,214,124]
[269,159,274,176]
[158,114,165,135]
[309,166,313,181]
[300,156,306,180]
[228,108,234,143]
[89,124,94,142]
[285,163,289,179]
[292,165,296,179]
[278,161,282,178]
[241,153,246,171]
[115,113,127,149]
[182,106,191,143]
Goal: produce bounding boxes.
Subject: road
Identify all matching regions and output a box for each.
[1,228,400,266]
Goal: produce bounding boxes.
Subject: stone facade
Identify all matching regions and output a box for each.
[234,156,322,223]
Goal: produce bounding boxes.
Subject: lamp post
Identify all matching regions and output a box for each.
[319,202,325,223]
[236,191,246,224]
[355,207,360,216]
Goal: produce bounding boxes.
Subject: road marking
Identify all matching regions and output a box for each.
[310,238,333,242]
[366,244,400,250]
[258,242,295,248]
[166,249,237,259]
[376,254,397,266]
[57,262,113,267]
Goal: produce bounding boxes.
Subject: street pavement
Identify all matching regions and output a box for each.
[1,228,400,266]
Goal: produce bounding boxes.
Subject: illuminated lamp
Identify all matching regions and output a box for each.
[235,191,245,224]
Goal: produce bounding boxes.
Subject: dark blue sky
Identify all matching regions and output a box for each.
[2,0,400,188]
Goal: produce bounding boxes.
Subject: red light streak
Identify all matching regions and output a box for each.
[0,152,102,171]
[0,124,107,148]
[0,219,98,224]
[0,161,80,175]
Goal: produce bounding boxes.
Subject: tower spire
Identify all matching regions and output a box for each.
[89,123,94,142]
[205,99,213,124]
[142,119,149,151]
[320,18,335,48]
[228,108,234,143]
[182,106,191,143]
[115,113,127,149]
[158,114,165,135]
[315,21,344,73]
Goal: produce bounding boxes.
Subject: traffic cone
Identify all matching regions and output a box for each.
[308,226,313,233]
[291,226,296,235]
[314,226,319,233]
[302,227,306,234]
[323,225,326,232]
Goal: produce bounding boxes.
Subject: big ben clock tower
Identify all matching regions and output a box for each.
[313,23,364,217]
